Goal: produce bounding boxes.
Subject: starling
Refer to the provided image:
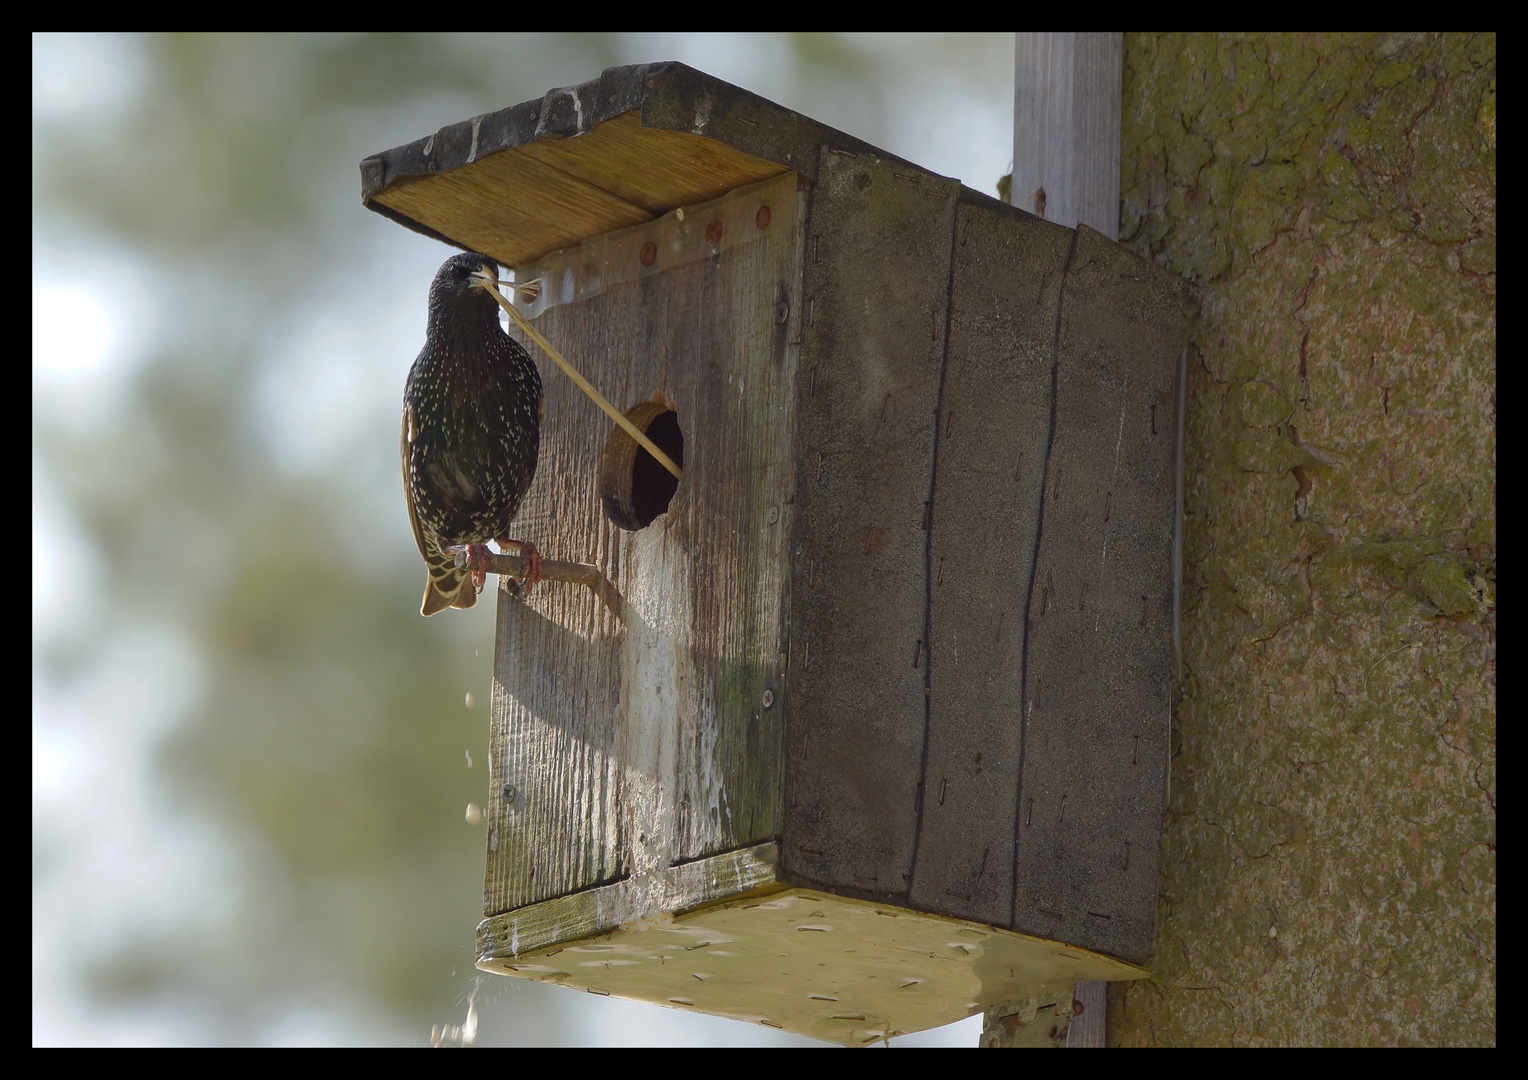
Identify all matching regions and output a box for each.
[402,253,544,616]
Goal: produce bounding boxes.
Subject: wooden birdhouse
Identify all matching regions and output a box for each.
[362,63,1191,1045]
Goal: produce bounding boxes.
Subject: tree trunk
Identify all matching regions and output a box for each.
[1110,32,1496,1046]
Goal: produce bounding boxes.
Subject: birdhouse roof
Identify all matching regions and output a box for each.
[359,61,941,270]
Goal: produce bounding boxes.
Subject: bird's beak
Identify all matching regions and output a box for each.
[469,266,501,294]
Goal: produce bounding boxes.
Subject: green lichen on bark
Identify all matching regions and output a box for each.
[1111,33,1495,1046]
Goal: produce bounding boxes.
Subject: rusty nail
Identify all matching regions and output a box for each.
[639,241,657,267]
[762,689,774,709]
[756,206,771,230]
[706,220,723,244]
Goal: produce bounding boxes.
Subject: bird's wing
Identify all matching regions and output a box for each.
[403,401,478,616]
[401,402,431,563]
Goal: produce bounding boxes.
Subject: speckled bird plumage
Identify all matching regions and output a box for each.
[402,253,543,615]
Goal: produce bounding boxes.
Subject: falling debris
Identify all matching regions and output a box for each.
[431,985,480,1047]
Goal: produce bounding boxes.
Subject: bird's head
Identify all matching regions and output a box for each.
[428,252,503,321]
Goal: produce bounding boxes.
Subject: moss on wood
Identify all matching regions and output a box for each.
[1112,32,1495,1047]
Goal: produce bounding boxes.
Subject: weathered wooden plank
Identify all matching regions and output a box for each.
[1008,225,1189,964]
[1012,33,1123,237]
[478,842,786,962]
[908,194,1075,927]
[783,149,959,901]
[486,173,803,916]
[374,149,654,273]
[516,110,790,217]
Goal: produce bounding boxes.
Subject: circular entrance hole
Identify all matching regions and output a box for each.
[599,401,684,531]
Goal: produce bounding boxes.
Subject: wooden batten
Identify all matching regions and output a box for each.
[362,62,1191,1044]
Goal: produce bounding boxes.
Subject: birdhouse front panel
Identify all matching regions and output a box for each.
[484,172,805,916]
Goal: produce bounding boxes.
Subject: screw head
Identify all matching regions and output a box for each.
[639,241,657,267]
[501,783,517,805]
[776,300,789,324]
[766,506,779,524]
[762,689,774,708]
[755,205,772,230]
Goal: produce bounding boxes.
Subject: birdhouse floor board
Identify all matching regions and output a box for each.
[476,843,1145,1046]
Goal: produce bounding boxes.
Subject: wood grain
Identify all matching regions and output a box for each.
[485,172,804,918]
[1008,226,1190,964]
[1012,33,1124,238]
[782,148,960,902]
[907,194,1075,927]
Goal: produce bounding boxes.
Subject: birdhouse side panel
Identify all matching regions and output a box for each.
[783,149,961,901]
[907,197,1076,928]
[1009,227,1191,964]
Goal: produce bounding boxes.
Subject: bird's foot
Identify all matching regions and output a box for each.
[443,542,495,593]
[497,538,543,593]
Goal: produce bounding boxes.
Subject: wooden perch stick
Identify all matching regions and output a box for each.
[481,278,683,480]
[454,549,604,589]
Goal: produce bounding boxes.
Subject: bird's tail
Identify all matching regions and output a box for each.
[420,545,478,616]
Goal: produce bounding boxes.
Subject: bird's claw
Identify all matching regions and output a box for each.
[499,539,543,594]
[445,543,494,593]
